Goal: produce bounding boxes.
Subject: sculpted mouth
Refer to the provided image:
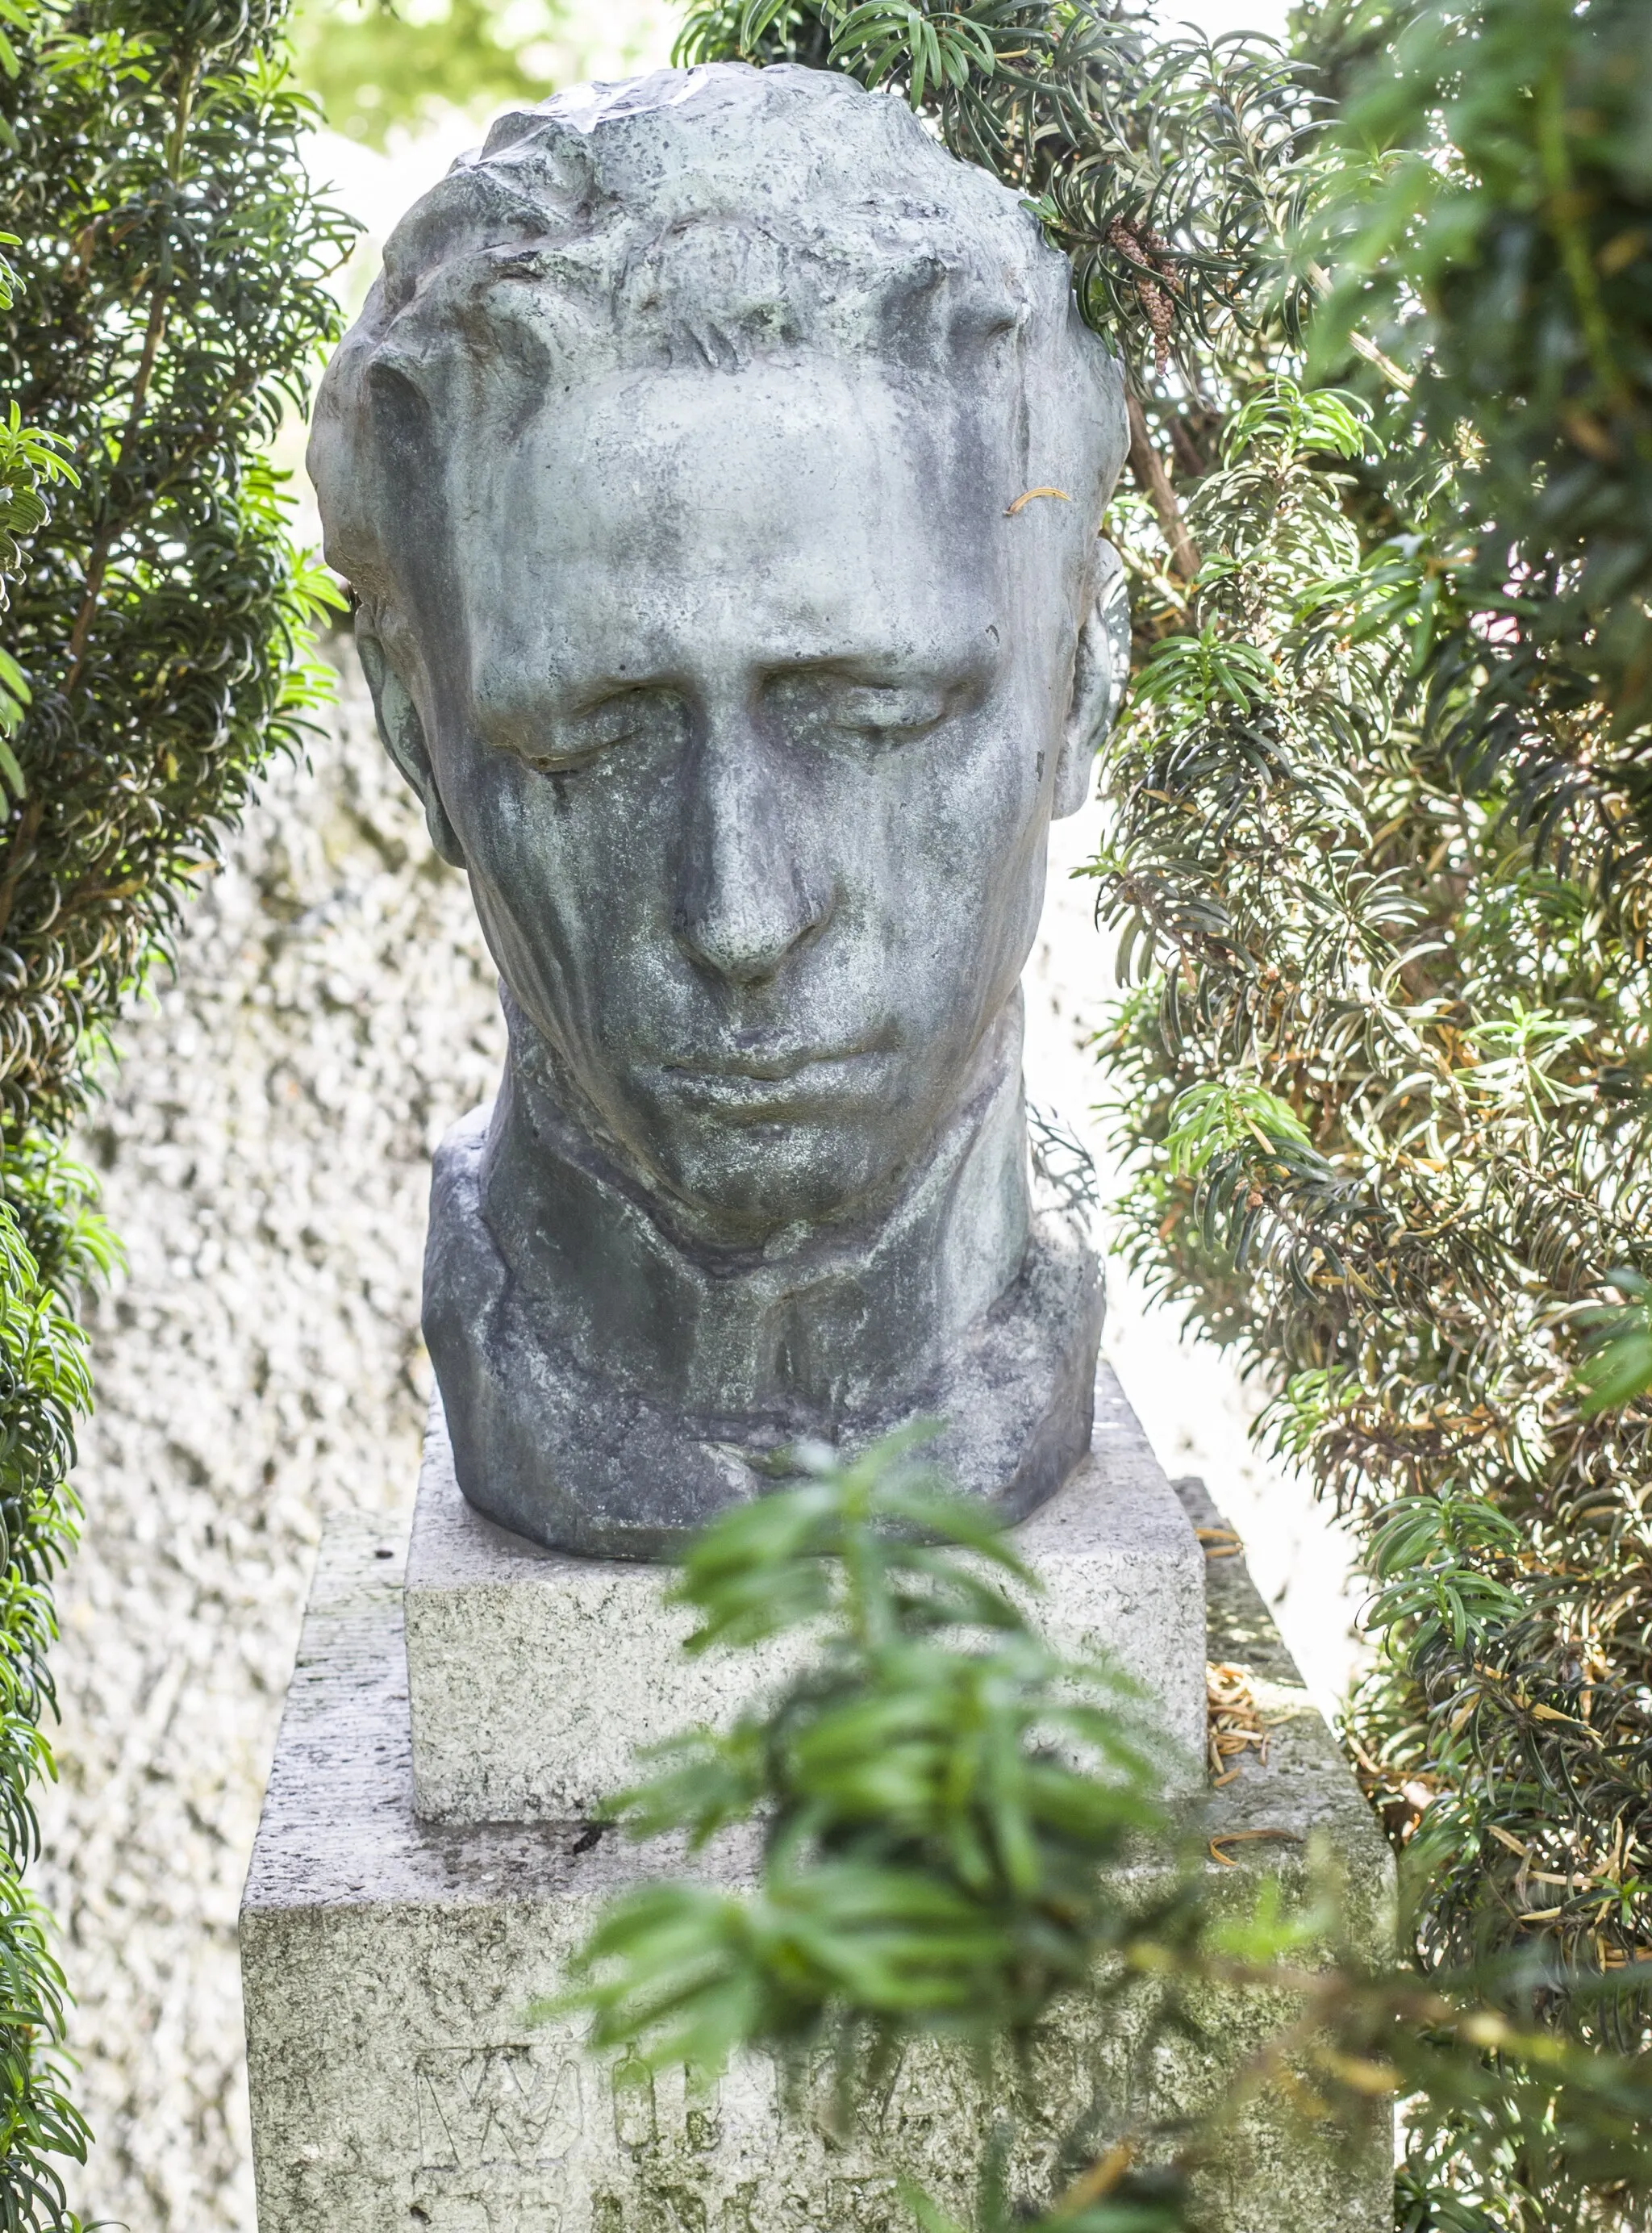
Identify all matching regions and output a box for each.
[665,1046,868,1082]
[654,1040,891,1116]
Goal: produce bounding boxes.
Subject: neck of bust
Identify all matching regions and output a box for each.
[473,991,1032,1434]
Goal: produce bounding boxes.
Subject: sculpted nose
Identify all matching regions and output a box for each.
[674,724,831,987]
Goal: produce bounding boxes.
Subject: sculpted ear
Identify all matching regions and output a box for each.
[357,628,465,868]
[1053,540,1130,819]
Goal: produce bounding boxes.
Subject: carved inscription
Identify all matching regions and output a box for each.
[407,2047,810,2233]
[416,2044,582,2172]
[611,2057,724,2158]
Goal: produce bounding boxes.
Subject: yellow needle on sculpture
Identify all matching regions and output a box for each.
[1005,485,1072,515]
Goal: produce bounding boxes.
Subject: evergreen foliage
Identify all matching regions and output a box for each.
[1098,0,1652,2068]
[1,1,350,1138]
[0,3,348,2218]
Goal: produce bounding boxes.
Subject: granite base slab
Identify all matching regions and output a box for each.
[403,1362,1209,1823]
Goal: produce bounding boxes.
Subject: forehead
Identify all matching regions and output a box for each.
[445,363,1007,683]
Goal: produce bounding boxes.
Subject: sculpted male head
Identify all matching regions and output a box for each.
[310,63,1128,1249]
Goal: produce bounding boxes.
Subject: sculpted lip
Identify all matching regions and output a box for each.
[652,1044,892,1116]
[665,1046,874,1082]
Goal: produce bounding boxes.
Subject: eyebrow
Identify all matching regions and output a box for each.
[559,642,1001,703]
[473,632,1003,737]
[763,648,995,687]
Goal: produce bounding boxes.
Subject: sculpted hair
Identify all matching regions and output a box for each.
[307,63,1127,638]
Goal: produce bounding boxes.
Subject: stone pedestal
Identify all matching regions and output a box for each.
[241,1372,1394,2233]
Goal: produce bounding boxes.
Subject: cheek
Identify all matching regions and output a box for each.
[823,738,1043,1046]
[449,745,666,905]
[870,720,1044,916]
[441,753,661,1016]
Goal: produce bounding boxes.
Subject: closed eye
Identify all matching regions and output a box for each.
[831,685,952,740]
[766,668,980,755]
[513,686,688,770]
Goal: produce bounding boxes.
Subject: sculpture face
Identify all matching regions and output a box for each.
[401,358,1087,1242]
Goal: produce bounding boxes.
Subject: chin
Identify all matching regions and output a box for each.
[652,1126,900,1241]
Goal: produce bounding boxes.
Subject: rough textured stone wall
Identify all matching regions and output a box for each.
[34,649,506,2232]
